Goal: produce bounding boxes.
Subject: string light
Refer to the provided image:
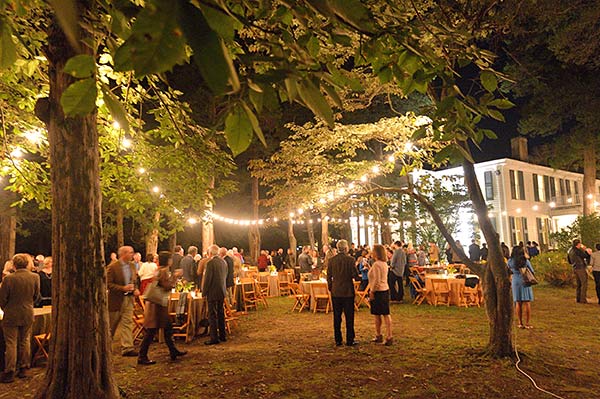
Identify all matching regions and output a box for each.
[24,129,43,145]
[10,148,24,158]
[112,121,121,129]
[387,155,395,163]
[372,165,380,174]
[138,167,146,174]
[360,175,368,182]
[121,138,132,149]
[152,186,160,193]
[187,217,197,225]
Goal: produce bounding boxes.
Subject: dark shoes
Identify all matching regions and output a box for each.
[346,341,359,347]
[219,337,227,342]
[0,371,14,384]
[122,350,139,357]
[335,342,343,347]
[371,335,383,343]
[137,358,156,365]
[384,338,394,346]
[204,340,220,345]
[170,350,188,361]
[16,368,28,379]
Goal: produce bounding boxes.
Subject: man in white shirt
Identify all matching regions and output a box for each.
[589,243,600,305]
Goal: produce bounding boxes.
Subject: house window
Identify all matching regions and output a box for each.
[549,177,556,201]
[574,181,580,204]
[484,171,494,200]
[510,170,525,200]
[536,217,550,247]
[510,216,529,246]
[533,174,545,202]
[559,179,565,197]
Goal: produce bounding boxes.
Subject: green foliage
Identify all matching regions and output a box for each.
[531,252,576,288]
[60,78,97,116]
[550,214,600,251]
[0,20,17,68]
[225,104,254,156]
[63,54,95,78]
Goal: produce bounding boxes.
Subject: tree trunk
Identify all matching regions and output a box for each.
[168,232,177,254]
[320,212,329,247]
[306,214,316,249]
[463,158,513,358]
[202,177,214,254]
[381,218,392,245]
[36,5,119,398]
[248,177,260,263]
[0,184,16,263]
[582,145,596,216]
[115,206,124,248]
[287,217,297,268]
[145,211,160,256]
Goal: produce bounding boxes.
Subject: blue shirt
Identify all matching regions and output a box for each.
[120,260,132,285]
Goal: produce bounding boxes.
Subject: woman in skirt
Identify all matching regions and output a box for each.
[368,244,393,346]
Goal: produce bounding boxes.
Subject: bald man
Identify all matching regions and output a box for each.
[107,246,139,356]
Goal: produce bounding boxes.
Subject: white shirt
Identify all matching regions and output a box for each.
[138,261,158,280]
[589,251,600,272]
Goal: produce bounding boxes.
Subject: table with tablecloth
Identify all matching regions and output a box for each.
[257,273,281,297]
[300,280,330,311]
[0,307,52,372]
[423,274,479,306]
[163,294,207,343]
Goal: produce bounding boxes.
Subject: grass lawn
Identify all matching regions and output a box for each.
[8,284,600,398]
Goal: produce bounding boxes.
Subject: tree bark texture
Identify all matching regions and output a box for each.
[582,145,597,216]
[145,211,160,256]
[381,219,392,245]
[0,185,16,263]
[248,177,260,263]
[202,177,214,254]
[168,232,177,254]
[320,212,329,248]
[463,158,513,358]
[116,207,124,248]
[287,217,297,268]
[306,214,316,249]
[36,5,119,398]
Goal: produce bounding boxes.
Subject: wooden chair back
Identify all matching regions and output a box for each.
[429,278,451,306]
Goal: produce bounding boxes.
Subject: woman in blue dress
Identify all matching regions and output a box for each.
[508,246,534,329]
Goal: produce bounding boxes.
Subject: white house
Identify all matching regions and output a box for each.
[419,137,600,249]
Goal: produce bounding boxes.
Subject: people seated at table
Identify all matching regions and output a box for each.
[368,245,393,346]
[138,251,187,365]
[203,245,228,345]
[37,256,52,307]
[327,240,359,347]
[107,246,139,357]
[0,253,40,383]
[507,246,535,329]
[138,253,158,295]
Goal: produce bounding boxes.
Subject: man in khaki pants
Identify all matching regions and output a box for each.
[107,246,139,356]
[0,254,40,383]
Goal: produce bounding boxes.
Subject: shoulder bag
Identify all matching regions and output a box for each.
[143,279,169,307]
[519,266,538,287]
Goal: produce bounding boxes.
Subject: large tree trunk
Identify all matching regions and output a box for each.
[0,184,16,263]
[287,217,297,268]
[248,177,260,263]
[582,145,597,216]
[168,232,177,254]
[306,214,316,249]
[320,212,329,247]
[202,178,214,254]
[381,218,392,245]
[115,206,124,248]
[463,158,513,358]
[36,5,119,398]
[146,211,160,256]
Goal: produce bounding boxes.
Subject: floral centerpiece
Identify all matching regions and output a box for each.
[446,265,457,275]
[268,265,277,273]
[176,280,195,293]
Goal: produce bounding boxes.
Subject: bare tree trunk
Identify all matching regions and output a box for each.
[116,206,124,248]
[306,214,316,249]
[168,232,177,254]
[0,185,16,263]
[381,218,392,245]
[36,5,119,397]
[145,211,160,256]
[287,217,297,268]
[463,158,513,358]
[320,212,329,247]
[202,177,215,254]
[248,177,260,263]
[582,145,596,216]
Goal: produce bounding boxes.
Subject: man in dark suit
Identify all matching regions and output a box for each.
[180,245,198,284]
[298,246,313,274]
[171,245,184,272]
[0,254,40,383]
[219,247,235,306]
[106,246,139,356]
[326,240,359,346]
[203,245,227,345]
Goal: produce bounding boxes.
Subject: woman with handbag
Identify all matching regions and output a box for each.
[508,246,535,329]
[138,251,187,365]
[368,245,393,346]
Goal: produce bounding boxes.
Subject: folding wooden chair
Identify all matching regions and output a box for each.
[354,281,370,310]
[132,298,146,344]
[430,278,451,306]
[278,271,292,296]
[257,272,270,297]
[409,276,428,305]
[224,301,239,334]
[284,268,297,282]
[239,277,258,311]
[254,279,269,308]
[463,283,481,307]
[32,332,51,365]
[289,282,310,312]
[170,293,192,340]
[310,282,332,313]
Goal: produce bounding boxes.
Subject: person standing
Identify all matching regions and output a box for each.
[326,240,359,347]
[297,246,313,274]
[508,246,535,328]
[257,250,269,272]
[38,257,53,306]
[137,251,187,365]
[219,247,235,306]
[106,245,139,356]
[171,245,184,272]
[389,241,406,303]
[272,248,284,271]
[368,245,393,345]
[203,245,228,345]
[180,246,198,284]
[567,239,591,304]
[589,244,600,305]
[468,240,481,262]
[138,254,158,295]
[0,254,40,383]
[428,241,440,265]
[480,243,488,261]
